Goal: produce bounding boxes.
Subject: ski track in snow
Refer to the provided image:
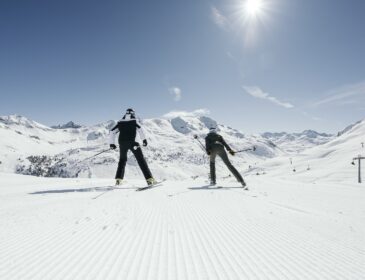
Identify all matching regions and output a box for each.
[0,177,365,280]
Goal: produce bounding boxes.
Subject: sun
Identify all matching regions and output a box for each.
[231,0,272,47]
[234,0,269,24]
[245,0,264,17]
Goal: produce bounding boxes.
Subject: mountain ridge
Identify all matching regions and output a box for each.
[1,114,360,180]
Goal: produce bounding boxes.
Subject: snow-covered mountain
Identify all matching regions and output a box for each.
[2,114,361,182]
[337,119,362,136]
[51,121,82,129]
[0,114,284,180]
[257,118,365,184]
[261,130,334,154]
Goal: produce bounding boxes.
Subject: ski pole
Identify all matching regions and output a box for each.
[81,148,112,162]
[235,146,256,153]
[193,135,206,152]
[193,135,209,178]
[72,148,112,165]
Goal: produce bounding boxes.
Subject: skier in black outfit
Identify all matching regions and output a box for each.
[109,108,156,186]
[205,127,247,188]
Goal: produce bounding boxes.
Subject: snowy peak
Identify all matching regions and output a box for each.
[300,130,333,138]
[168,115,218,135]
[168,115,244,140]
[262,130,333,139]
[0,114,50,130]
[51,121,82,129]
[170,117,195,134]
[199,116,218,130]
[261,129,334,153]
[337,119,364,136]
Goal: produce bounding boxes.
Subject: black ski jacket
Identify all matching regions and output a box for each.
[205,132,232,153]
[109,118,146,144]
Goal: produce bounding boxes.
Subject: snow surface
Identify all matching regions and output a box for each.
[0,173,364,280]
[1,115,365,279]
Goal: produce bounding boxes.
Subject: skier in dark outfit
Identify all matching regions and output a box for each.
[109,108,156,186]
[205,127,247,188]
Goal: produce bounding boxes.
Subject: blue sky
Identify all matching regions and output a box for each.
[1,0,364,133]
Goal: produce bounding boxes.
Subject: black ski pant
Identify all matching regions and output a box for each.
[115,141,152,180]
[209,145,244,183]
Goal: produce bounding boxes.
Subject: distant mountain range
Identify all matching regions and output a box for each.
[257,118,365,184]
[261,130,334,154]
[1,114,360,180]
[51,121,82,129]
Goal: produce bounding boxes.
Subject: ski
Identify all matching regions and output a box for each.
[136,179,166,191]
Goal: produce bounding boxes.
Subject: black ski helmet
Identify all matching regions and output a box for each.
[209,127,217,133]
[126,108,135,114]
[123,108,136,119]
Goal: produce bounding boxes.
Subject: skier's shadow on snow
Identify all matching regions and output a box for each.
[188,185,242,190]
[168,185,244,197]
[29,186,135,195]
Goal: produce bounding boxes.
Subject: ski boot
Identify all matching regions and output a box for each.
[115,178,123,186]
[146,177,157,187]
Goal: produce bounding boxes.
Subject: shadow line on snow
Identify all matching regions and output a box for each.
[168,185,244,197]
[188,185,243,190]
[29,186,136,195]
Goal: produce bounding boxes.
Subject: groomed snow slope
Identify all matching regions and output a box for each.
[0,173,364,280]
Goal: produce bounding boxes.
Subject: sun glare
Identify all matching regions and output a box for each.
[232,0,272,47]
[246,0,264,17]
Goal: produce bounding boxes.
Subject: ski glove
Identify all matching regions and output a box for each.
[229,150,235,156]
[110,144,117,150]
[143,139,148,147]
